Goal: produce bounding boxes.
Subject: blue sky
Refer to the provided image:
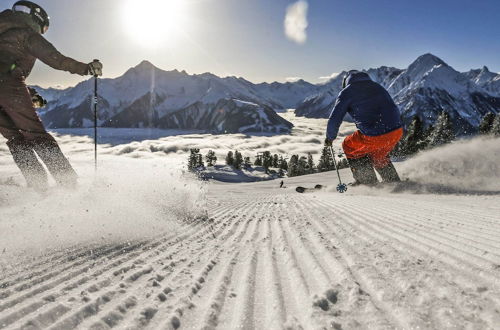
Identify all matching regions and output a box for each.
[6,0,499,88]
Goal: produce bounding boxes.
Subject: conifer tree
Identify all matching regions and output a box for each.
[188,148,202,171]
[234,150,243,169]
[225,151,234,166]
[254,154,263,166]
[306,153,315,174]
[205,150,217,167]
[262,151,272,173]
[399,116,426,155]
[427,111,455,147]
[479,112,496,135]
[490,114,500,136]
[279,156,288,171]
[196,153,204,168]
[317,147,333,172]
[273,154,279,168]
[298,156,307,176]
[288,155,299,177]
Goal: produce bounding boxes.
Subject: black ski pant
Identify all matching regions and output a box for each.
[0,76,77,187]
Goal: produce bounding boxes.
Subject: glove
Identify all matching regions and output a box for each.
[88,59,103,77]
[32,94,47,108]
[324,138,333,147]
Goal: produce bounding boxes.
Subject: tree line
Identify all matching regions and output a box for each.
[187,146,349,177]
[394,111,500,157]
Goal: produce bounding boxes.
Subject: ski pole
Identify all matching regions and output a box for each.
[329,146,348,193]
[93,72,98,171]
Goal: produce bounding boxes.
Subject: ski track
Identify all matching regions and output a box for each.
[1,184,500,329]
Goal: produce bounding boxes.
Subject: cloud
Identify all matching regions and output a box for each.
[285,77,302,82]
[284,1,309,45]
[319,72,341,81]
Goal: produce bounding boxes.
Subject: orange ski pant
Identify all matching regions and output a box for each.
[342,127,403,169]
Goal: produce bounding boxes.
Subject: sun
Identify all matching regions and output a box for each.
[122,0,187,47]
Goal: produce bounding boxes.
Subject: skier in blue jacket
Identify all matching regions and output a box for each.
[325,71,403,185]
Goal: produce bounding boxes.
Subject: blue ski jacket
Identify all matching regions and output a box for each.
[326,71,402,140]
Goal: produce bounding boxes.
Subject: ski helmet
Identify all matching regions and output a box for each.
[342,70,360,89]
[12,1,50,34]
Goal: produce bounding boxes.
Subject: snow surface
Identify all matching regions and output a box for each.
[1,112,500,329]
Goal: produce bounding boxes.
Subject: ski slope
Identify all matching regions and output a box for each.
[1,171,500,329]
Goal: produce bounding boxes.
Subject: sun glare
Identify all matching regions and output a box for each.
[123,0,187,47]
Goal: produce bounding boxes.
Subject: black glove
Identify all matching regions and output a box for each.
[88,59,103,77]
[324,138,333,147]
[32,94,47,108]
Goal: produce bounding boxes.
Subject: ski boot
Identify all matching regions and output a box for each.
[375,161,401,183]
[347,156,378,186]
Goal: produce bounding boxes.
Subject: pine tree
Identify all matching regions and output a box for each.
[279,156,288,171]
[225,151,234,166]
[196,153,204,168]
[427,111,455,147]
[398,116,426,155]
[479,112,496,135]
[298,156,307,176]
[188,148,202,171]
[273,154,279,168]
[205,150,217,167]
[254,153,263,166]
[278,168,285,177]
[317,147,334,172]
[262,151,272,173]
[234,150,243,169]
[490,114,500,136]
[306,153,315,174]
[288,155,299,177]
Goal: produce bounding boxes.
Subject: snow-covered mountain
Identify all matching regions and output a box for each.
[464,66,500,97]
[37,54,500,134]
[37,61,327,133]
[295,54,500,134]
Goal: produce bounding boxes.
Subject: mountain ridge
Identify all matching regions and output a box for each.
[36,54,500,134]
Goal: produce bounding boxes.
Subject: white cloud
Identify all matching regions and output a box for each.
[319,72,341,81]
[284,1,308,45]
[285,77,302,82]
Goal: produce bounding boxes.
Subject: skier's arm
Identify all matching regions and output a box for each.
[326,91,350,140]
[26,33,89,76]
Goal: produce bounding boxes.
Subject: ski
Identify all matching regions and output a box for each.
[295,184,324,193]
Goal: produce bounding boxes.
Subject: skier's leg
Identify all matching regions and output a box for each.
[6,137,49,190]
[369,128,403,183]
[342,131,378,185]
[0,107,49,190]
[31,137,78,187]
[346,156,378,185]
[374,161,401,182]
[0,83,77,187]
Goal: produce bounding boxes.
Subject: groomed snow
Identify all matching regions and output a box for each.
[1,112,500,329]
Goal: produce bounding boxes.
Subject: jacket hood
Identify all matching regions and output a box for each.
[345,71,372,86]
[0,10,34,35]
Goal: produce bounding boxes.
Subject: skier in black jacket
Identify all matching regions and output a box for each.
[0,1,103,191]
